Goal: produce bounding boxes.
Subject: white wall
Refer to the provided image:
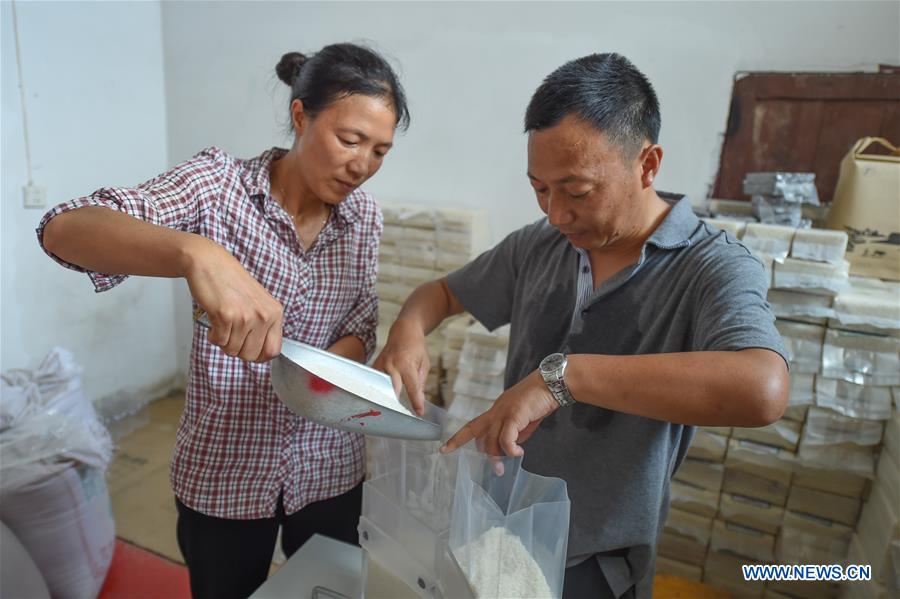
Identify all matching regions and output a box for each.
[160,0,898,369]
[1,1,179,402]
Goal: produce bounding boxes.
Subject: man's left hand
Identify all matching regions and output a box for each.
[441,370,560,456]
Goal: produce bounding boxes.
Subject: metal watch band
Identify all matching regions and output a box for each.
[540,355,576,408]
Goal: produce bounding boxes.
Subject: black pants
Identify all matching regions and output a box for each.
[175,482,363,599]
[563,556,636,599]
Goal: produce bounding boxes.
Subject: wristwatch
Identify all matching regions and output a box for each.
[539,353,576,408]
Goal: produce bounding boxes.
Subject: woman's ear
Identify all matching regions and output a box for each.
[290,99,306,136]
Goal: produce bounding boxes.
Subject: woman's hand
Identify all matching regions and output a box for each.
[441,370,559,456]
[182,237,283,362]
[372,318,430,415]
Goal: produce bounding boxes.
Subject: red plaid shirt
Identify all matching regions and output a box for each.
[37,147,381,519]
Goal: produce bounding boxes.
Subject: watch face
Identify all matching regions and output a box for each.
[541,353,565,373]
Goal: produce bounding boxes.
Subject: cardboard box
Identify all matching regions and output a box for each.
[825,137,900,282]
[787,485,861,526]
[673,458,724,493]
[670,480,720,519]
[732,420,801,452]
[710,519,776,562]
[718,493,785,535]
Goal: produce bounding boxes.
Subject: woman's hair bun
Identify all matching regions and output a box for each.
[275,52,308,86]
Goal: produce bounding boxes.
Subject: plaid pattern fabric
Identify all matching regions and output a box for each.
[36,147,381,519]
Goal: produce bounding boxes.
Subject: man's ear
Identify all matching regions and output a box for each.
[639,144,663,189]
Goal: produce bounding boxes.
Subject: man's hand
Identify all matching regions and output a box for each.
[184,237,284,363]
[441,370,560,456]
[372,318,430,415]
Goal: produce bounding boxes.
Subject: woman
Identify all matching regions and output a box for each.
[38,43,409,598]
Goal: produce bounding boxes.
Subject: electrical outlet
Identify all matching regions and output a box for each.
[23,183,47,208]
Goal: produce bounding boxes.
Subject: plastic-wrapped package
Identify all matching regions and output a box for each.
[376,281,412,304]
[776,520,850,565]
[743,172,819,205]
[686,428,728,462]
[379,241,397,262]
[742,223,796,260]
[458,343,507,377]
[448,451,569,599]
[398,239,437,269]
[452,370,505,401]
[774,320,825,374]
[767,289,834,324]
[801,406,884,447]
[797,441,876,478]
[718,493,784,535]
[821,328,900,386]
[788,372,816,407]
[382,224,404,243]
[752,195,804,228]
[709,519,775,562]
[700,217,747,238]
[447,394,494,423]
[814,376,893,421]
[790,229,848,265]
[670,480,720,519]
[832,277,900,332]
[673,457,724,492]
[665,506,712,545]
[731,419,801,452]
[772,258,850,296]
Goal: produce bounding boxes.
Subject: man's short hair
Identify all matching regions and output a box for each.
[524,53,661,159]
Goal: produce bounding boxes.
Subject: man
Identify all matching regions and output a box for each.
[374,53,789,598]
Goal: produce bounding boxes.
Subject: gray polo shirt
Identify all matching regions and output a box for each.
[446,195,786,597]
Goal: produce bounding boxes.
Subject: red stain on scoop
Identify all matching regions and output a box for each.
[307,375,335,394]
[349,410,381,419]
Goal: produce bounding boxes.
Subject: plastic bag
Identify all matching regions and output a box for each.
[448,451,570,599]
[0,465,115,599]
[0,347,113,492]
[361,404,570,599]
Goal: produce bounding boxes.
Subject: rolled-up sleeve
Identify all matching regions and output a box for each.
[332,212,383,361]
[35,148,224,292]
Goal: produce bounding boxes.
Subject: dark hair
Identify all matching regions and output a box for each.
[524,53,660,158]
[276,43,410,131]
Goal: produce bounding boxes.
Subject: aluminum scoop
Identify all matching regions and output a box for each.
[194,310,441,441]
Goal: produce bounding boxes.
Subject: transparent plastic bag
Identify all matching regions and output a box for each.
[0,348,112,491]
[448,451,570,599]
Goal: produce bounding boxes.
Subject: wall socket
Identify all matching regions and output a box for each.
[23,183,47,209]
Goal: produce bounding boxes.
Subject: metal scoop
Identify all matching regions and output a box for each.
[194,310,441,441]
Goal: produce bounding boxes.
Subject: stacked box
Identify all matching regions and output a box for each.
[375,204,489,406]
[660,427,730,578]
[446,322,509,422]
[850,412,900,593]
